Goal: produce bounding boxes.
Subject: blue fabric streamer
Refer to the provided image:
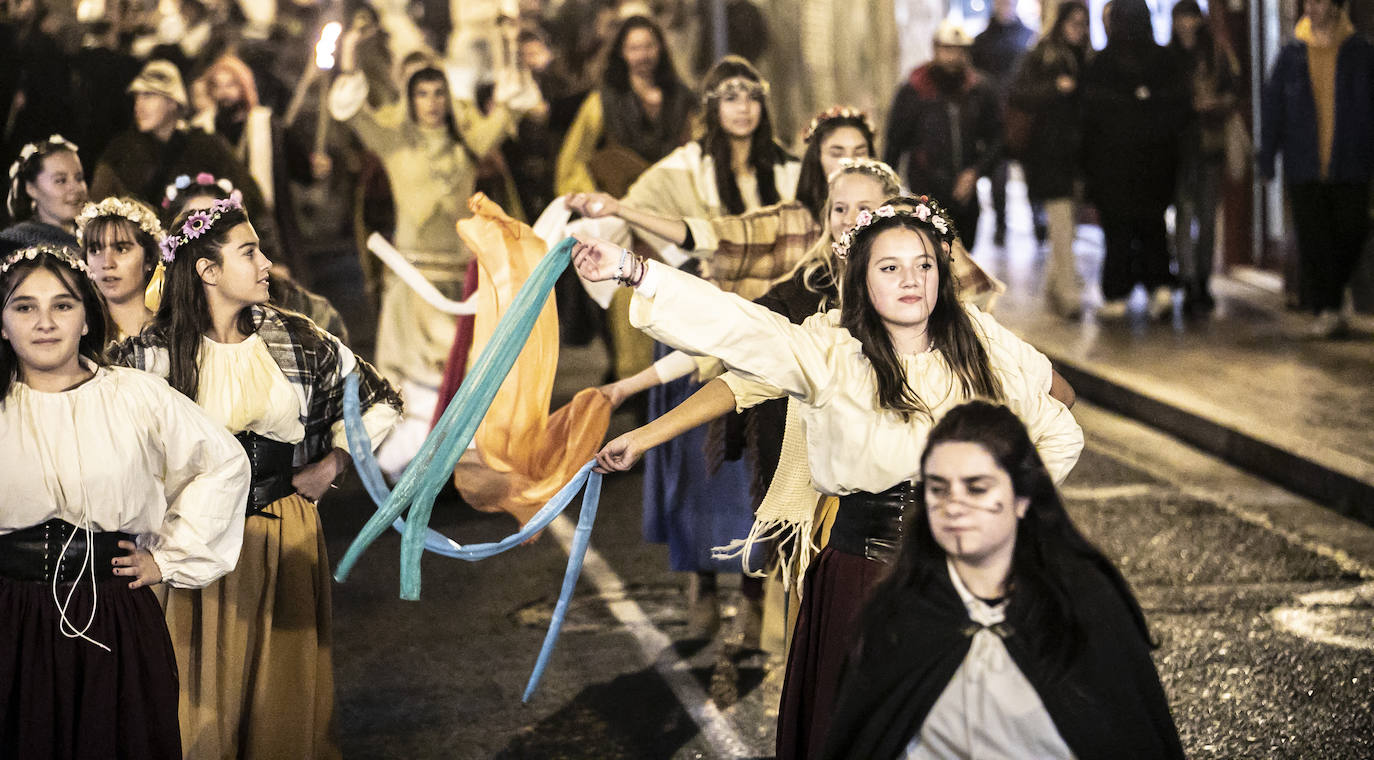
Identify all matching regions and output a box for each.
[334,236,576,599]
[335,235,606,700]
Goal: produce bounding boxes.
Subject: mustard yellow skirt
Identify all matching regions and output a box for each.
[164,494,341,760]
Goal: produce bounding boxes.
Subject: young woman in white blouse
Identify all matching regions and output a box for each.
[113,198,402,759]
[823,401,1182,759]
[0,244,250,759]
[571,200,1084,760]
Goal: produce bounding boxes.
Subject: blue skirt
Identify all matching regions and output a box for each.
[642,343,756,572]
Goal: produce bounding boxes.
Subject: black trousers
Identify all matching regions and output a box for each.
[1288,182,1372,314]
[1099,210,1174,301]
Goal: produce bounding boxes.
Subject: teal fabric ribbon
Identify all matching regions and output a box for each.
[336,236,603,700]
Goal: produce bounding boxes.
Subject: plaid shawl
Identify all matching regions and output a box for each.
[110,305,403,466]
[694,200,821,301]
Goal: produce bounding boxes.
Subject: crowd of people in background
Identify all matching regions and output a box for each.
[1,0,1371,758]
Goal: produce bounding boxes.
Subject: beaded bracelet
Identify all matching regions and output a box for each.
[614,248,630,283]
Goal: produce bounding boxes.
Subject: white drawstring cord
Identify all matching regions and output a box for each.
[49,511,111,653]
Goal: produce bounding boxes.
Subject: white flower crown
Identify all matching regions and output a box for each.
[804,106,875,143]
[76,198,165,246]
[8,134,79,180]
[0,244,92,278]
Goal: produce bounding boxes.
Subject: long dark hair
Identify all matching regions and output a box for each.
[1167,0,1216,69]
[602,15,683,93]
[795,110,877,223]
[863,401,1153,676]
[407,67,464,144]
[0,248,109,402]
[697,56,792,216]
[7,139,82,223]
[151,206,257,399]
[1108,0,1156,47]
[838,208,1003,422]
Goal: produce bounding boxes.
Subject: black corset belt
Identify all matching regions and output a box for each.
[235,431,296,518]
[830,481,918,564]
[0,519,132,583]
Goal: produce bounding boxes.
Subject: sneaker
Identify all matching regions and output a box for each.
[1309,310,1347,339]
[1097,300,1128,320]
[1147,287,1175,321]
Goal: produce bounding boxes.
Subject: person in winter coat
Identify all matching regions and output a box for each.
[885,19,1003,251]
[1009,1,1091,318]
[972,0,1036,247]
[1081,0,1189,321]
[1259,0,1374,338]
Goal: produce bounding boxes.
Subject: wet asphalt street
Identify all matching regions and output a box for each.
[319,341,1374,760]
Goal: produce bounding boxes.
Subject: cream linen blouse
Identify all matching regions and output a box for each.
[195,334,398,450]
[629,263,1083,493]
[0,366,251,588]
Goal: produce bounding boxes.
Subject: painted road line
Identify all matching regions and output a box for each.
[545,513,753,758]
[1062,484,1158,501]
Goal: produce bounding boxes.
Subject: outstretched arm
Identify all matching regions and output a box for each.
[568,192,691,248]
[595,378,736,472]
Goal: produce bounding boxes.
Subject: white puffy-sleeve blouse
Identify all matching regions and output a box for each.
[629,263,1083,492]
[0,366,251,588]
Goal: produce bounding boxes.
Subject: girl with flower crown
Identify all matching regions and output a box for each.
[0,245,250,759]
[566,55,802,639]
[78,197,165,340]
[1,136,88,256]
[111,199,403,759]
[571,196,1083,760]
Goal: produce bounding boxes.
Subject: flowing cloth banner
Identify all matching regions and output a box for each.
[336,233,606,700]
[341,371,601,700]
[334,235,579,597]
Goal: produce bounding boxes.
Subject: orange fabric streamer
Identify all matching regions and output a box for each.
[451,193,611,525]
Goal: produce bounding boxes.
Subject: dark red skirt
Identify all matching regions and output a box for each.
[775,546,891,760]
[0,576,181,759]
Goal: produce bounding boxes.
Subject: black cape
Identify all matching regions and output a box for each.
[822,557,1184,760]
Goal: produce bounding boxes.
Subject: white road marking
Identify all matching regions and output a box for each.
[1268,582,1374,652]
[546,513,753,758]
[1062,483,1158,501]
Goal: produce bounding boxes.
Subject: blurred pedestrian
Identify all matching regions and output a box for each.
[331,20,522,477]
[1009,1,1090,318]
[1169,0,1239,317]
[556,14,695,198]
[89,60,279,256]
[193,56,288,232]
[1082,0,1188,320]
[1259,0,1374,338]
[822,401,1183,760]
[2,134,85,255]
[885,19,1002,252]
[972,0,1035,248]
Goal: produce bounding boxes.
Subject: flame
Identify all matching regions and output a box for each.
[316,22,343,70]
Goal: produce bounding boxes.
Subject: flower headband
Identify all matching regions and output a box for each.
[804,106,875,143]
[703,76,769,104]
[7,134,79,181]
[159,195,244,263]
[0,244,92,279]
[162,173,241,209]
[76,197,165,246]
[831,197,958,260]
[826,157,901,191]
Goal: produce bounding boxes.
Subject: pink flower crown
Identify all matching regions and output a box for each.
[159,195,244,263]
[162,173,240,209]
[831,197,958,260]
[804,106,875,143]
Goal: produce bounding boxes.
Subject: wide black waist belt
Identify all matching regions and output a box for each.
[830,481,918,564]
[235,431,296,518]
[0,519,131,583]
